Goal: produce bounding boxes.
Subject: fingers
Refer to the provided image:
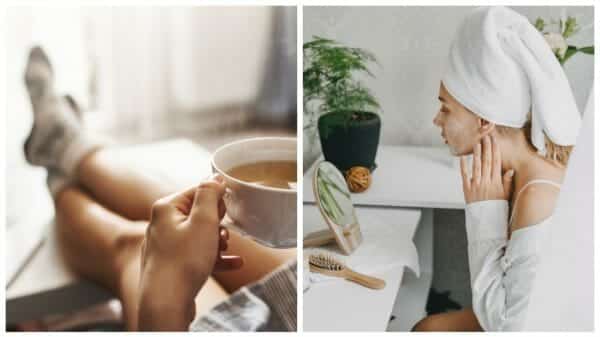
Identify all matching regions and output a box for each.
[219,236,228,251]
[219,227,229,251]
[481,135,492,180]
[503,169,515,200]
[150,185,198,223]
[460,156,471,192]
[491,134,502,180]
[220,226,229,240]
[213,174,225,184]
[214,175,227,220]
[472,142,482,185]
[215,227,242,271]
[462,134,509,202]
[189,177,226,227]
[214,255,244,271]
[218,199,226,220]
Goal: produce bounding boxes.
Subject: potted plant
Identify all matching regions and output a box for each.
[303,36,381,172]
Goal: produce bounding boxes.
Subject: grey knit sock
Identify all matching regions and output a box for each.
[46,168,73,199]
[24,46,54,104]
[23,46,103,176]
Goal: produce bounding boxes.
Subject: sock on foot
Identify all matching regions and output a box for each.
[46,169,73,199]
[24,46,54,103]
[23,47,104,176]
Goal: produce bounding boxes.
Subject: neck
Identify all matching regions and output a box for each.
[494,131,540,180]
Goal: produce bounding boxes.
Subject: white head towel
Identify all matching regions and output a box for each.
[443,6,581,155]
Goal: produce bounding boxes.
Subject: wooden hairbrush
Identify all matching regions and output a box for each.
[308,253,386,290]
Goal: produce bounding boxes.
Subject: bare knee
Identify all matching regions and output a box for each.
[53,185,80,214]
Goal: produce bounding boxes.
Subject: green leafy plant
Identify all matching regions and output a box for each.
[303,36,380,139]
[534,16,594,66]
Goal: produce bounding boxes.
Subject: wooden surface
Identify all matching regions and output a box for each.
[6,139,213,323]
[304,145,465,209]
[303,204,422,331]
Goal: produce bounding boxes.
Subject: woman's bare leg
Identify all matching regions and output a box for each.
[75,148,296,293]
[412,309,482,332]
[212,232,296,292]
[54,186,229,331]
[76,149,174,221]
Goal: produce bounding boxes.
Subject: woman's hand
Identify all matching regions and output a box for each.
[460,135,514,204]
[138,175,243,331]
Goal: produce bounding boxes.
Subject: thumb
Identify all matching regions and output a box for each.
[189,178,226,228]
[502,169,515,200]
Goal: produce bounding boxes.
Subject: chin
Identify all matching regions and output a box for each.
[445,144,460,156]
[447,144,469,156]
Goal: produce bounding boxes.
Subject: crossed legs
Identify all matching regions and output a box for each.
[54,148,296,331]
[23,45,295,331]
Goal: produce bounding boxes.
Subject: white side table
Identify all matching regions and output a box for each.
[303,145,465,331]
[303,204,422,331]
[304,145,464,209]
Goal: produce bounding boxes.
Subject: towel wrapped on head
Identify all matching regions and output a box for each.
[442,6,581,155]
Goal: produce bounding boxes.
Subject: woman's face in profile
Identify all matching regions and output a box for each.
[433,83,481,156]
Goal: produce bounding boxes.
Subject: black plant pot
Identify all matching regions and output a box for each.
[318,111,381,172]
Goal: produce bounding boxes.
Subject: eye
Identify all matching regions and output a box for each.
[440,104,450,113]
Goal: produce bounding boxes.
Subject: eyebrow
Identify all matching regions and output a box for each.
[438,96,446,103]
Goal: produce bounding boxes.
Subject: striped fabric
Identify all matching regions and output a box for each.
[189,260,297,332]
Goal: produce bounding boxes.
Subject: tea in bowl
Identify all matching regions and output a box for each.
[211,137,297,248]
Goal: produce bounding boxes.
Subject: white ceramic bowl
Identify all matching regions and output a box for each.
[211,137,297,248]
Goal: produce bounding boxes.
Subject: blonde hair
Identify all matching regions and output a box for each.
[497,118,572,166]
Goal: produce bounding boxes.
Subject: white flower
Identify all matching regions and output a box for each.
[543,32,567,59]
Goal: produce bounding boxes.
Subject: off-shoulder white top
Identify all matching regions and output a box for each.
[465,179,560,331]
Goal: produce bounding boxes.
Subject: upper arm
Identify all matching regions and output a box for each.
[511,184,560,232]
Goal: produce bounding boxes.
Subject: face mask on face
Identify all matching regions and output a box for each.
[443,117,472,156]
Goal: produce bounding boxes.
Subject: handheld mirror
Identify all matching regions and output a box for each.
[304,161,362,255]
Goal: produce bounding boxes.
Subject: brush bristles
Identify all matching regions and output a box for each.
[309,253,344,271]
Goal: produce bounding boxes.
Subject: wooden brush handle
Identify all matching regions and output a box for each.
[344,269,386,289]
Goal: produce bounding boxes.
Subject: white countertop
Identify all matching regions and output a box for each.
[304,145,465,209]
[303,204,422,331]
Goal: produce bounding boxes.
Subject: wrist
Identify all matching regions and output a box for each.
[138,262,200,331]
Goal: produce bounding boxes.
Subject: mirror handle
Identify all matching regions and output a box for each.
[303,229,336,247]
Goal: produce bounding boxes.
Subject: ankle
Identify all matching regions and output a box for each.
[60,135,105,177]
[73,146,103,180]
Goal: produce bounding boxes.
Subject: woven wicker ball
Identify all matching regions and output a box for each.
[345,166,372,193]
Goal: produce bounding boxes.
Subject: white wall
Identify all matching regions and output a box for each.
[88,7,272,137]
[523,87,594,331]
[5,6,275,222]
[303,6,594,165]
[6,7,88,226]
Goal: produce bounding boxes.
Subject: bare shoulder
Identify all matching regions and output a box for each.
[511,182,561,232]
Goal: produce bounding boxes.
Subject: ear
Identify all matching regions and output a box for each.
[478,118,496,136]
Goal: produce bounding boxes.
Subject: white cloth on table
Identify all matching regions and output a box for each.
[303,223,420,288]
